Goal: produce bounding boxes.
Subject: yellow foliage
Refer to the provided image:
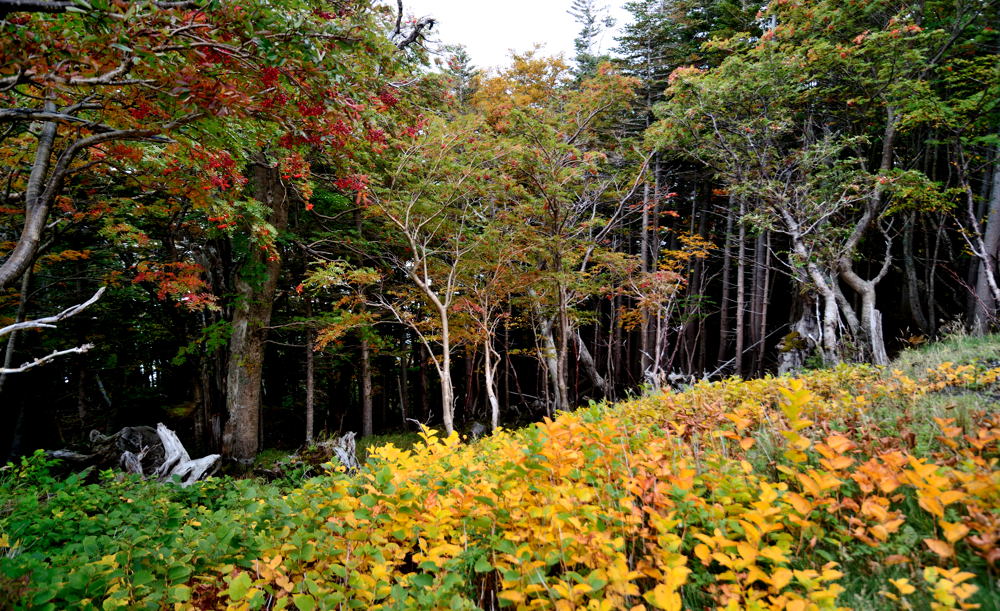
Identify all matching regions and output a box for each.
[189,363,1000,610]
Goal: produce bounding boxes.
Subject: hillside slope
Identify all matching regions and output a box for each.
[3,337,999,610]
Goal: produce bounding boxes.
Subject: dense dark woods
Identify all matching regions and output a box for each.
[1,0,998,463]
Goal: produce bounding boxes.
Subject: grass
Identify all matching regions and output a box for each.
[893,331,1000,377]
[356,431,422,462]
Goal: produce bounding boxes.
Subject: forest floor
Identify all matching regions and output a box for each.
[2,334,999,610]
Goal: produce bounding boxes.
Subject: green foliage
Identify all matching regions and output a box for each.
[172,320,233,366]
[0,453,285,610]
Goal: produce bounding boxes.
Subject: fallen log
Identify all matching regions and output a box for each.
[152,423,220,486]
[48,423,219,487]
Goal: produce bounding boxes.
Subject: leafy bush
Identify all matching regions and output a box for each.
[2,360,998,609]
[0,455,290,609]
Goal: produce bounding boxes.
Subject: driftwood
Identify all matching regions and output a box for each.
[48,423,219,487]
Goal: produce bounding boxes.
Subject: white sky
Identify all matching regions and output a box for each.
[399,0,632,71]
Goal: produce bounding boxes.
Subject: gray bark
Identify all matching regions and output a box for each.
[973,147,1000,333]
[222,155,287,460]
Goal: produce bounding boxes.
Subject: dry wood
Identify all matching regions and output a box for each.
[48,423,219,487]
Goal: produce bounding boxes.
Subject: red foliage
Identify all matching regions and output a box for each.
[334,174,369,192]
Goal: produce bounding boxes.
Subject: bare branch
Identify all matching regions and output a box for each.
[396,16,435,50]
[0,0,73,16]
[0,286,105,337]
[0,343,94,374]
[0,108,127,134]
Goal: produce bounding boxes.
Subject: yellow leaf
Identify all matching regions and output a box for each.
[498,590,524,604]
[890,578,915,596]
[939,490,965,505]
[825,434,855,454]
[821,455,854,471]
[939,520,969,543]
[770,567,793,591]
[918,494,945,518]
[694,544,711,564]
[275,574,293,593]
[786,599,807,611]
[736,541,758,565]
[760,546,788,564]
[796,473,822,497]
[924,538,954,558]
[643,583,681,611]
[785,492,812,516]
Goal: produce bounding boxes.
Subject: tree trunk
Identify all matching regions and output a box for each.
[819,279,840,366]
[484,336,500,431]
[556,284,572,410]
[640,179,652,375]
[418,343,431,423]
[734,197,746,377]
[360,336,373,437]
[538,315,563,414]
[757,231,771,373]
[222,155,288,461]
[749,232,766,375]
[397,353,409,429]
[0,98,57,290]
[903,213,930,332]
[463,344,476,420]
[0,264,32,396]
[575,330,610,397]
[717,204,735,365]
[529,287,564,414]
[973,147,1000,334]
[837,106,896,364]
[777,292,820,375]
[305,312,315,446]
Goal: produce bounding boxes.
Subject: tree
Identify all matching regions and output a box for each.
[475,52,646,410]
[2,0,413,459]
[365,114,506,435]
[568,0,616,77]
[650,0,992,368]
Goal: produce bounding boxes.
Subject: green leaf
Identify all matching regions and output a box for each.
[169,585,191,602]
[473,556,492,573]
[132,569,154,586]
[293,594,317,611]
[168,564,191,582]
[226,571,253,601]
[409,573,433,588]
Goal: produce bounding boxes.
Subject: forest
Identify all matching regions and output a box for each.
[2,0,1000,608]
[0,0,996,461]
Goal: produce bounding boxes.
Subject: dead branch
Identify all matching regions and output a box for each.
[395,16,435,50]
[0,286,105,337]
[0,343,93,374]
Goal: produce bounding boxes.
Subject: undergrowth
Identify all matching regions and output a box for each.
[1,341,999,610]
